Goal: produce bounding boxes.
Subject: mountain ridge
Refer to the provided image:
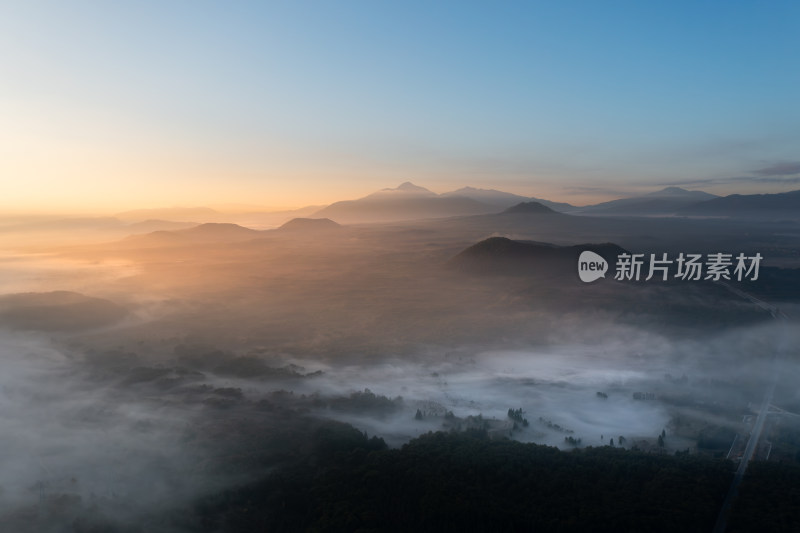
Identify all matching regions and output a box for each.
[678,189,800,219]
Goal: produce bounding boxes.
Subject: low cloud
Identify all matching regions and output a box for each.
[661,175,800,188]
[754,162,800,176]
[0,331,240,530]
[660,161,800,189]
[559,186,640,197]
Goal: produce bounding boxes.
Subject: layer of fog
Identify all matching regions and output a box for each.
[201,320,798,448]
[0,252,139,296]
[0,331,240,531]
[290,347,671,447]
[0,315,796,531]
[0,210,797,531]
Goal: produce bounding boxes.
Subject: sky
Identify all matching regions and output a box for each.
[1,1,799,212]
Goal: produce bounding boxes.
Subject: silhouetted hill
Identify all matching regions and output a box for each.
[0,291,127,331]
[502,201,558,215]
[120,223,261,247]
[180,223,261,240]
[448,236,627,277]
[278,218,342,231]
[678,189,800,219]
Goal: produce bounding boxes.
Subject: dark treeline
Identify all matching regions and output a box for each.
[194,427,741,533]
[729,461,800,532]
[20,394,800,533]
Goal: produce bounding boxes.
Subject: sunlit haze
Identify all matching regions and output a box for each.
[1,4,800,529]
[2,2,799,213]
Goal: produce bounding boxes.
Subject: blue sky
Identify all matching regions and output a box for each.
[1,1,798,211]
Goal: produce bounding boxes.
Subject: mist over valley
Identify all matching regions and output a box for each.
[1,184,799,530]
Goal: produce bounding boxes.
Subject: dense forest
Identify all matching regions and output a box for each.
[182,424,790,533]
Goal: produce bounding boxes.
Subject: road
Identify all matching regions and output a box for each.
[712,372,777,533]
[711,283,788,533]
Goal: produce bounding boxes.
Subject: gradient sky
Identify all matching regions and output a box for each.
[1,1,799,212]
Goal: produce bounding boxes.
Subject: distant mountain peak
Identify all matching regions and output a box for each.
[376,182,435,195]
[645,186,715,198]
[396,181,425,191]
[572,186,718,215]
[185,222,257,234]
[278,218,341,231]
[362,182,437,201]
[313,183,573,222]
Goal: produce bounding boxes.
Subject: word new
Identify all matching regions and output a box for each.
[577,251,608,283]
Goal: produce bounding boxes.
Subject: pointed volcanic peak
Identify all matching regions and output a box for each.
[575,187,719,216]
[678,189,800,220]
[501,201,558,215]
[277,217,342,232]
[0,291,128,331]
[447,236,627,277]
[312,182,497,223]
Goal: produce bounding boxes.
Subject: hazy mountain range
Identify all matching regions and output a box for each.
[311,182,576,223]
[677,189,800,219]
[4,185,799,240]
[311,182,800,223]
[570,187,719,216]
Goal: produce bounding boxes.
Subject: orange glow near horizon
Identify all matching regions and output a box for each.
[0,172,623,215]
[1,105,791,215]
[2,94,794,215]
[0,169,779,216]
